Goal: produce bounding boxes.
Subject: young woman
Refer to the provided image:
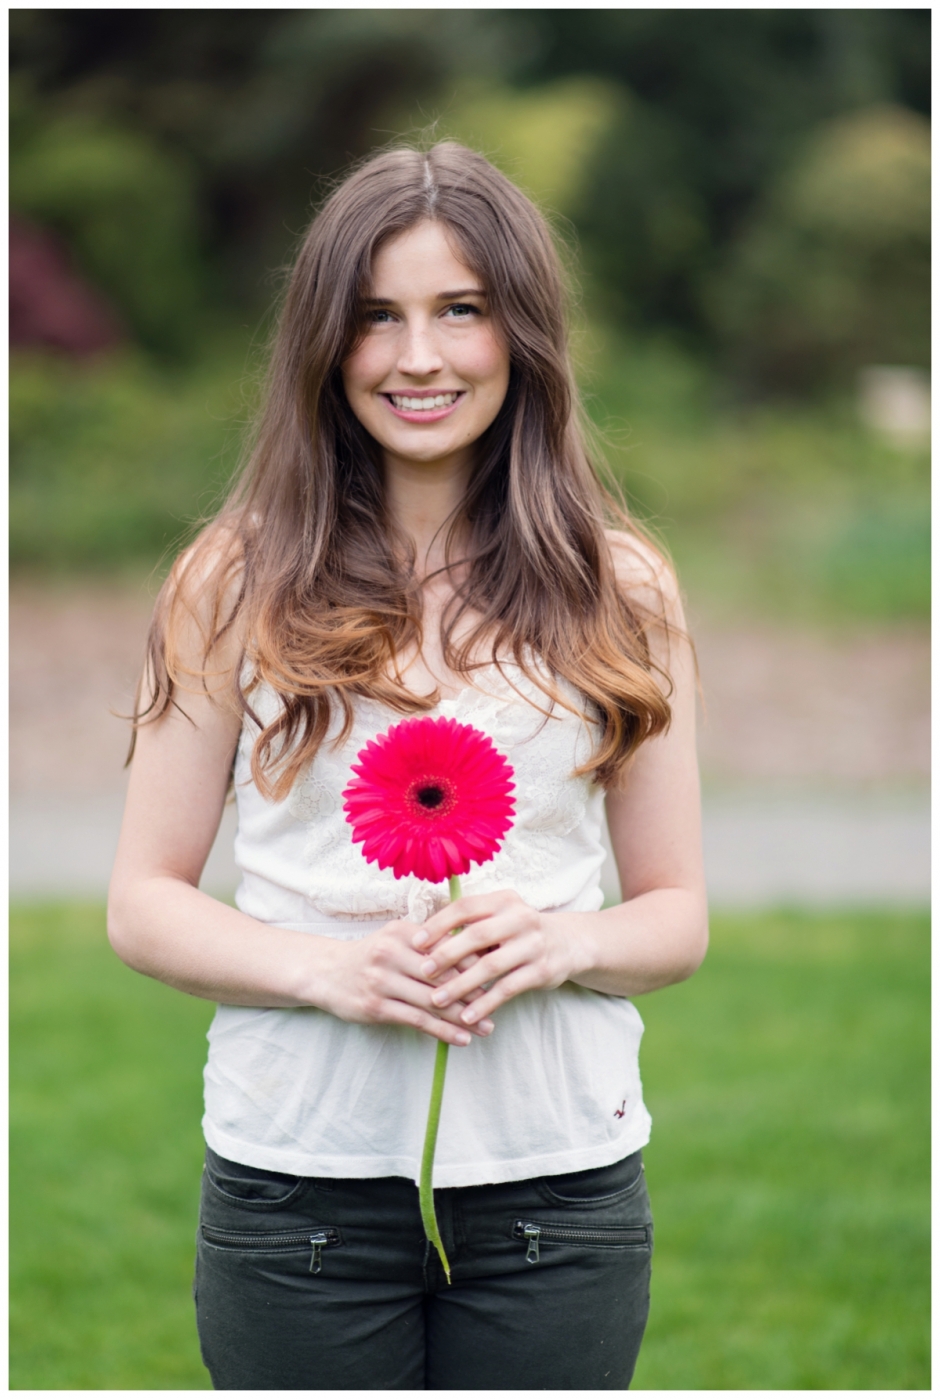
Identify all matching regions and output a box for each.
[109,140,707,1391]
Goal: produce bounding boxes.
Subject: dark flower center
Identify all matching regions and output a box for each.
[406,773,456,821]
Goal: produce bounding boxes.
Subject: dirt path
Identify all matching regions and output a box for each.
[11,581,929,797]
[690,619,928,788]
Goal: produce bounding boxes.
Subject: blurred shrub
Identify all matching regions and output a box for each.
[705,105,930,393]
[575,95,710,331]
[10,86,204,357]
[584,331,929,622]
[10,346,249,571]
[440,77,622,220]
[9,10,928,364]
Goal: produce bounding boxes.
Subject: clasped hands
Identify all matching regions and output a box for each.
[329,890,586,1047]
[414,889,582,1032]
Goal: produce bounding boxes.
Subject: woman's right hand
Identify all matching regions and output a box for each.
[312,919,495,1046]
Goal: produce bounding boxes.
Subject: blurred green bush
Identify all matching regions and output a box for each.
[10,82,205,356]
[9,10,929,369]
[585,331,929,622]
[530,11,928,353]
[706,105,930,392]
[9,343,251,572]
[438,75,623,222]
[574,92,711,331]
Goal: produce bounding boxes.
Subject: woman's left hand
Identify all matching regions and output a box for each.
[411,891,586,1027]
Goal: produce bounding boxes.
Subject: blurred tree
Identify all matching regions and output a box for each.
[525,9,929,339]
[9,8,930,388]
[439,75,623,225]
[703,105,930,393]
[10,81,203,356]
[9,9,534,316]
[570,91,711,332]
[10,213,125,356]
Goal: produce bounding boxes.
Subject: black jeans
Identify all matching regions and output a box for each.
[194,1145,653,1390]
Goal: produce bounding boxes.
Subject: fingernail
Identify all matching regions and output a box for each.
[479,1019,495,1035]
[422,959,438,976]
[431,990,449,1007]
[461,1008,477,1024]
[455,1031,471,1046]
[413,931,428,947]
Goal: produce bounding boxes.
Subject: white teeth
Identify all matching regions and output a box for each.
[389,392,459,411]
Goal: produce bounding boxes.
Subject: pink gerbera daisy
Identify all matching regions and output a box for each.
[342,715,515,883]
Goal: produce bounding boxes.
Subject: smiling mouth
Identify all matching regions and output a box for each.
[385,391,463,412]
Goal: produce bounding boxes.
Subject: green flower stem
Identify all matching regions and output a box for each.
[418,873,462,1284]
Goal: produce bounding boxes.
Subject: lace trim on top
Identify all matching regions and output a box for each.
[236,663,604,925]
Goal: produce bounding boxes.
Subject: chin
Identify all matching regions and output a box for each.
[386,432,457,460]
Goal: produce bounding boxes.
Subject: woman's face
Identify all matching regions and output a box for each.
[341,220,510,475]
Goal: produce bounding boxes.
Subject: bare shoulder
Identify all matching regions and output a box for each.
[152,521,248,700]
[604,527,684,625]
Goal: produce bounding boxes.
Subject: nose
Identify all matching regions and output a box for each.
[396,318,444,378]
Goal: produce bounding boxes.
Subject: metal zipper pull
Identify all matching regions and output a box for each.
[523,1224,540,1264]
[309,1232,329,1274]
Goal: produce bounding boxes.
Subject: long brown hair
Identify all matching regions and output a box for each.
[138,140,675,798]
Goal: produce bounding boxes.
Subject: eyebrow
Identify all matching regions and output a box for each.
[362,288,486,305]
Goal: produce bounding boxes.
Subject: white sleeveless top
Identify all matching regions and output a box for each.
[202,664,652,1187]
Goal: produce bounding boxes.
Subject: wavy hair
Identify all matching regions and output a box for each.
[137,140,675,798]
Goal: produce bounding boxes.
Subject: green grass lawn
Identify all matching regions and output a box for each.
[10,903,929,1389]
[632,908,930,1390]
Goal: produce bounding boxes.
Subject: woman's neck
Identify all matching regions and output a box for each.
[383,450,472,577]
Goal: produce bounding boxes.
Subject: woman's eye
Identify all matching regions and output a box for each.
[368,309,394,324]
[445,303,479,319]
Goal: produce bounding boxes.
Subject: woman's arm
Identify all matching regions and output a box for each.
[107,584,492,1047]
[410,541,708,1021]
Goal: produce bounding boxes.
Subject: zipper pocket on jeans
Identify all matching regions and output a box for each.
[512,1219,650,1264]
[201,1224,342,1274]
